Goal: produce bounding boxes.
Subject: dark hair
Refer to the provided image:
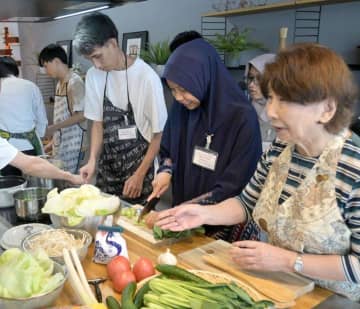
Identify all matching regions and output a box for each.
[169,31,202,53]
[38,44,68,67]
[261,43,359,134]
[0,56,19,76]
[73,12,118,56]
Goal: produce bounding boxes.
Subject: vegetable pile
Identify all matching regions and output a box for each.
[42,184,120,226]
[106,264,274,309]
[0,248,64,299]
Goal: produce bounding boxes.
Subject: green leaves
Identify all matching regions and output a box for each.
[208,27,267,53]
[153,225,205,240]
[140,40,171,65]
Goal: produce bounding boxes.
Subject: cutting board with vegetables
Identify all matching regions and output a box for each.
[115,204,195,246]
[114,205,163,245]
[179,240,314,301]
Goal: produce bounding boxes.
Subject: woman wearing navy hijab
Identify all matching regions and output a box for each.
[147,38,262,238]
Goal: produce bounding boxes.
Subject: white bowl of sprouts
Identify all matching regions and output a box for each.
[21,228,92,264]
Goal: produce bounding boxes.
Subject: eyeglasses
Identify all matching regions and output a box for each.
[246,75,260,86]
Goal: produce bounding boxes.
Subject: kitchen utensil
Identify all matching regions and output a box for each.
[0,262,67,309]
[88,278,107,303]
[22,228,92,264]
[137,197,160,223]
[0,223,52,250]
[203,254,296,303]
[13,187,49,221]
[0,176,27,208]
[25,155,67,191]
[50,213,106,237]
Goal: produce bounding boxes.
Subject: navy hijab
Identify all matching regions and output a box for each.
[162,38,262,206]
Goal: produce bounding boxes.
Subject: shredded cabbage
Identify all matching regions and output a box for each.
[0,248,64,298]
[42,184,120,226]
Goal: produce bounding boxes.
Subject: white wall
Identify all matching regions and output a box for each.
[18,0,215,83]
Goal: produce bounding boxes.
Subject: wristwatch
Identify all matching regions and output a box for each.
[293,254,304,273]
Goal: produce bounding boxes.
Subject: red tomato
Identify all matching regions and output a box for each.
[107,256,131,280]
[132,257,155,282]
[112,270,136,293]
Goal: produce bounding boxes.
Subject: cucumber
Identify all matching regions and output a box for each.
[106,295,121,309]
[134,280,151,308]
[155,264,210,284]
[121,282,137,309]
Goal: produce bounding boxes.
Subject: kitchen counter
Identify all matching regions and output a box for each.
[54,231,332,308]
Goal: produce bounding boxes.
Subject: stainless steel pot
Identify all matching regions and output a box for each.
[13,187,49,220]
[0,176,27,208]
[25,155,67,191]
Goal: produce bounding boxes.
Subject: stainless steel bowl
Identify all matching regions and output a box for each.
[50,213,107,237]
[0,262,67,309]
[13,187,49,221]
[22,228,92,264]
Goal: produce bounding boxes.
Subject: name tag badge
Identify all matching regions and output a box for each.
[192,146,218,171]
[118,126,137,140]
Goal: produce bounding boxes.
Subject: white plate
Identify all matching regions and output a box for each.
[0,223,53,250]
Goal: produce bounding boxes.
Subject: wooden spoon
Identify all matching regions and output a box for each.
[202,254,296,304]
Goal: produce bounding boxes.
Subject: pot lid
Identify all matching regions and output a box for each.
[0,223,52,250]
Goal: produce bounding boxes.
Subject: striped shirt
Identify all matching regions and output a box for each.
[238,136,360,283]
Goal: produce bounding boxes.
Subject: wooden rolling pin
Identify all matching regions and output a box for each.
[202,254,296,304]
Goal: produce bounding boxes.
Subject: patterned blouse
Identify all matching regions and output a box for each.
[238,136,360,283]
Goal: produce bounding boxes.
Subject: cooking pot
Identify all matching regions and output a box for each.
[13,187,49,221]
[0,176,27,208]
[25,155,67,191]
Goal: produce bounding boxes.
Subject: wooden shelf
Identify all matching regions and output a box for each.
[203,0,356,17]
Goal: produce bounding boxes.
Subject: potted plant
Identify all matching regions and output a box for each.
[140,40,171,76]
[209,27,266,68]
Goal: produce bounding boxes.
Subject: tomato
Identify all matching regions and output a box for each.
[132,257,155,282]
[107,256,131,280]
[112,270,136,293]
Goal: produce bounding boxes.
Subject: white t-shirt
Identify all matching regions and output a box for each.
[84,58,167,142]
[0,76,48,151]
[0,137,18,169]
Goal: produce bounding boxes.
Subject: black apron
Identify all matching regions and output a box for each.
[96,73,154,204]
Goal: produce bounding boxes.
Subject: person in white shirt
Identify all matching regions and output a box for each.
[73,12,167,204]
[0,57,48,176]
[0,136,82,184]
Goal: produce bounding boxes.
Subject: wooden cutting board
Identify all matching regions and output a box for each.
[114,204,183,246]
[179,240,314,299]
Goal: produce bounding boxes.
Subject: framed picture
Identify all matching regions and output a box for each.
[56,40,72,67]
[122,31,149,57]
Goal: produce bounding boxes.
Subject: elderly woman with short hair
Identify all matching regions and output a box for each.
[156,43,360,300]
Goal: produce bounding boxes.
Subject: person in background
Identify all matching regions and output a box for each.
[0,57,48,176]
[169,30,203,52]
[0,65,82,184]
[245,53,276,149]
[73,13,167,204]
[38,44,88,173]
[147,37,262,239]
[156,43,360,300]
[0,56,19,77]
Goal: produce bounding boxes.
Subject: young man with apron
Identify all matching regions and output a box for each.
[73,13,167,204]
[39,44,87,174]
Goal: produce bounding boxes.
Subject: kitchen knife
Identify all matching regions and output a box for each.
[137,197,160,223]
